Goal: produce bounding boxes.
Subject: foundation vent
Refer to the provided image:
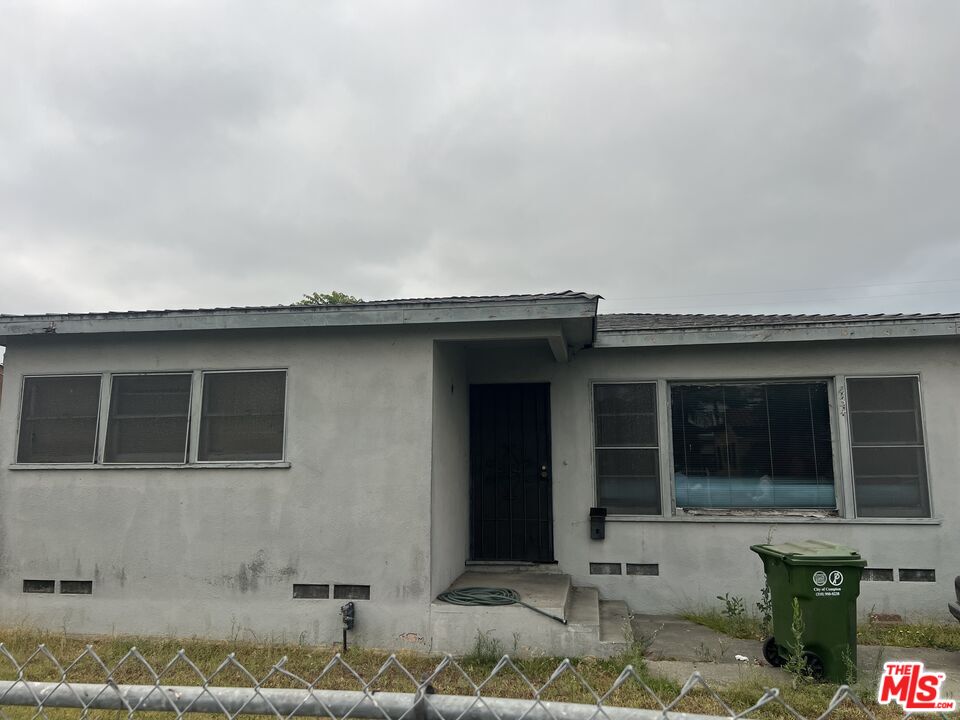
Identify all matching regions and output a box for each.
[293,584,330,599]
[899,569,936,583]
[589,562,622,575]
[334,585,370,600]
[60,580,93,595]
[23,579,54,594]
[626,563,659,576]
[862,568,894,582]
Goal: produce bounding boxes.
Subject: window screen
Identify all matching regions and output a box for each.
[17,376,101,463]
[104,374,192,463]
[198,371,286,461]
[671,382,835,509]
[847,376,929,518]
[593,383,660,514]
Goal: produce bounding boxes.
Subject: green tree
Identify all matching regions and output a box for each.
[292,291,363,306]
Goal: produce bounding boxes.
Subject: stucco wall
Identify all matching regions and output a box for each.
[2,325,956,644]
[466,337,960,620]
[0,327,435,646]
[429,342,470,598]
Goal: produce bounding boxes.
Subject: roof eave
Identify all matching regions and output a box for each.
[0,295,600,342]
[595,319,960,348]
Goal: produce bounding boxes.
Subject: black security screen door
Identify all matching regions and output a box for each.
[469,383,554,562]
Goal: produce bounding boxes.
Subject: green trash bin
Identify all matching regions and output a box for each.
[751,540,866,683]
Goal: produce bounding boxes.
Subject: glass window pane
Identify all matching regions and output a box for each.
[17,376,101,463]
[847,377,929,518]
[852,446,929,517]
[594,384,657,446]
[847,376,921,413]
[671,382,835,509]
[104,374,191,463]
[596,448,660,514]
[850,412,922,445]
[848,377,923,445]
[199,371,286,461]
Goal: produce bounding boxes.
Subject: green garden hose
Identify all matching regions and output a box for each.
[436,586,567,624]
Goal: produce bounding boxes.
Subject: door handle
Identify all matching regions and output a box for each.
[540,465,549,479]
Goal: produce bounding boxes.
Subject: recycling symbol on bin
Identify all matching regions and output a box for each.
[829,570,844,587]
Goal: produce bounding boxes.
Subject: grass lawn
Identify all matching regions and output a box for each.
[0,626,906,719]
[681,610,960,652]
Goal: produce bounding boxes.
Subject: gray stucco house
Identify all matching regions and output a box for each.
[0,292,956,654]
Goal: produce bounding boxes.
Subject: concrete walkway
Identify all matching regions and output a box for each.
[631,614,960,695]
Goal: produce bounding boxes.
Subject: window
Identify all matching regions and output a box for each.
[199,371,286,461]
[104,374,192,463]
[17,376,101,463]
[671,382,835,509]
[847,376,929,518]
[14,369,288,466]
[593,383,660,514]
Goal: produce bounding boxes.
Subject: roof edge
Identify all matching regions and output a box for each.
[595,317,960,348]
[0,293,600,340]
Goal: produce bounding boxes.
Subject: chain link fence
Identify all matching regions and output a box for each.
[0,644,949,720]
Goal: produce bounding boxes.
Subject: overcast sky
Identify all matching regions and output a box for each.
[1,1,959,320]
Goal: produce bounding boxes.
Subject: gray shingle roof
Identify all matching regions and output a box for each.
[597,312,960,333]
[0,291,598,322]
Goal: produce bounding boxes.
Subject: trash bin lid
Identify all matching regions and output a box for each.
[750,539,867,567]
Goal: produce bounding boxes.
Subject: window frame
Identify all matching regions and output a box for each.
[11,368,290,468]
[590,380,663,516]
[664,376,843,516]
[15,373,105,465]
[843,373,933,519]
[101,372,195,466]
[195,369,289,464]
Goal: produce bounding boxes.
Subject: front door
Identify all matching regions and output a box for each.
[469,383,554,561]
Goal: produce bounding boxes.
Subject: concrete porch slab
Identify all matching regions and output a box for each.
[430,571,627,657]
[443,570,572,620]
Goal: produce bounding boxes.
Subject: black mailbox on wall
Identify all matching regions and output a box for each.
[589,507,607,540]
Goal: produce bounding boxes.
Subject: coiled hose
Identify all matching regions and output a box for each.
[436,586,567,624]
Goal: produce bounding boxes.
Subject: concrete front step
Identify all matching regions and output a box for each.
[431,571,630,657]
[566,586,601,628]
[464,561,564,574]
[445,570,572,621]
[599,599,631,645]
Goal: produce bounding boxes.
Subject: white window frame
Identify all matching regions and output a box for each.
[665,377,842,515]
[11,368,289,468]
[15,373,104,465]
[590,380,663,516]
[100,372,195,466]
[194,369,289,464]
[842,373,933,519]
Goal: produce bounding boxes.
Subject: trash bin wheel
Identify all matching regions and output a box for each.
[762,636,784,667]
[803,651,825,681]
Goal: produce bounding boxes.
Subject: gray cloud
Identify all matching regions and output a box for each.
[1,0,959,318]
